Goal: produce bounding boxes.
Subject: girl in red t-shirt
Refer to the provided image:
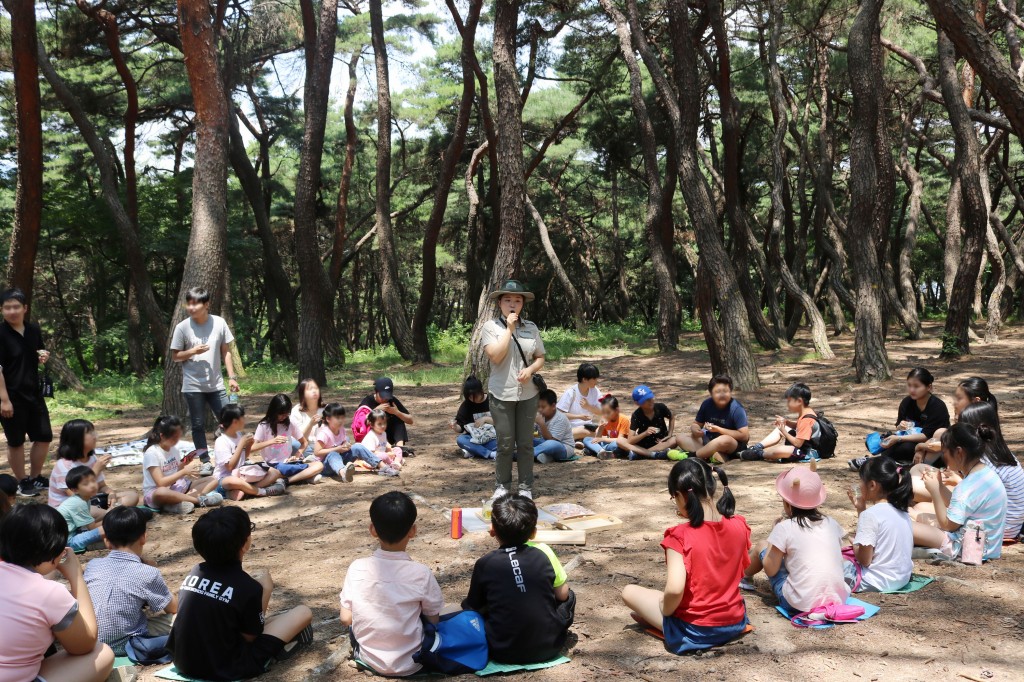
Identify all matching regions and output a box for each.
[622,459,751,653]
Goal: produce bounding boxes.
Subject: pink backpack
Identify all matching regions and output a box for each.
[351,405,373,443]
[791,603,866,627]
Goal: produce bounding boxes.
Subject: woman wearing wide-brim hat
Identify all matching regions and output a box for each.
[481,279,546,499]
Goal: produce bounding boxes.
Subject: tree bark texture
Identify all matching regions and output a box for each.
[846,0,892,382]
[3,0,43,304]
[164,0,231,414]
[293,0,341,385]
[526,197,587,332]
[330,48,363,286]
[937,30,988,357]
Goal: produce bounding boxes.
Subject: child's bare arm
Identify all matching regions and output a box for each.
[854,543,874,568]
[554,583,570,602]
[148,461,196,488]
[661,549,687,616]
[339,606,353,626]
[762,545,785,577]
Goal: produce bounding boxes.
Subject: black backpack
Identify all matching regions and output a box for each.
[801,412,838,458]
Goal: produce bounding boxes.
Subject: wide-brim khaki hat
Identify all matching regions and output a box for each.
[488,279,535,302]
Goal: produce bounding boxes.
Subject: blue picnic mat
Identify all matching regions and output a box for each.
[776,597,880,629]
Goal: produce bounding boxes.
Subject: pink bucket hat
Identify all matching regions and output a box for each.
[775,467,827,510]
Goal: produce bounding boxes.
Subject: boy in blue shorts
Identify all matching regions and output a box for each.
[463,494,575,664]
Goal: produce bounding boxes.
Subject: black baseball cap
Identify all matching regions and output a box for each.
[374,377,395,401]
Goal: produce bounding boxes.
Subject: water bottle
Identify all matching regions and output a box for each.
[228,391,239,405]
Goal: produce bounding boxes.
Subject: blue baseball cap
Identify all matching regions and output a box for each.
[632,385,654,404]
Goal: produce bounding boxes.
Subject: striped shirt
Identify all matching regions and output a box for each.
[945,465,1008,561]
[84,550,173,655]
[988,456,1024,539]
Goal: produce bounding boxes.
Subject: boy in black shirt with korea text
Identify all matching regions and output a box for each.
[167,507,312,680]
[462,494,575,664]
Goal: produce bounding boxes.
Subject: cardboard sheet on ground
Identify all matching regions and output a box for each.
[155,665,239,682]
[775,597,880,629]
[475,655,571,676]
[881,574,934,594]
[96,439,195,468]
[541,504,622,533]
[462,508,560,533]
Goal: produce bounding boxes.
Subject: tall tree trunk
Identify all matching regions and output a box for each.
[463,141,489,323]
[36,43,168,355]
[925,0,1024,145]
[164,0,231,415]
[330,48,363,286]
[937,30,989,357]
[761,7,834,359]
[984,224,1006,340]
[894,103,925,339]
[3,0,43,304]
[847,0,893,382]
[411,0,482,360]
[598,0,680,355]
[370,0,419,361]
[466,0,530,378]
[293,0,341,385]
[525,197,587,332]
[696,261,729,375]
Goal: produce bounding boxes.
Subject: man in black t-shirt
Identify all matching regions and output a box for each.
[615,385,681,460]
[168,507,313,681]
[358,377,415,451]
[0,288,53,497]
[463,494,575,664]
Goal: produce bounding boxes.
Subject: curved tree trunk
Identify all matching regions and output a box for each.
[847,0,893,382]
[937,29,989,357]
[463,141,489,324]
[370,0,419,361]
[696,261,729,375]
[525,197,587,333]
[293,0,341,385]
[894,109,925,339]
[465,0,530,379]
[3,0,43,305]
[164,0,231,415]
[762,8,834,359]
[330,48,363,287]
[411,0,482,360]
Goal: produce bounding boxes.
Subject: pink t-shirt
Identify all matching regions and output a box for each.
[213,432,247,478]
[253,420,304,464]
[0,562,79,681]
[316,424,349,451]
[48,456,106,507]
[361,431,389,457]
[339,549,444,677]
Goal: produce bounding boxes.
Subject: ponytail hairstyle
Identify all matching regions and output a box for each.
[57,418,97,461]
[667,458,735,528]
[907,367,935,388]
[940,422,989,470]
[599,394,619,410]
[218,403,245,429]
[957,402,1015,467]
[260,394,293,433]
[367,408,388,429]
[858,456,912,512]
[958,377,998,417]
[146,415,183,449]
[320,402,347,425]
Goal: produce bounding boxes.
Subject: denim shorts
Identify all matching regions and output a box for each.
[662,612,749,654]
[761,547,794,611]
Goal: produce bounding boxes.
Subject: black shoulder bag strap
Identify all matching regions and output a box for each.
[499,319,546,391]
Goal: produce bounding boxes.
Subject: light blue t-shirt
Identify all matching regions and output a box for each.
[58,495,94,534]
[946,465,1007,560]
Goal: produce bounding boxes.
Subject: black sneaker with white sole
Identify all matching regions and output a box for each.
[274,624,314,661]
[33,475,49,490]
[18,477,39,497]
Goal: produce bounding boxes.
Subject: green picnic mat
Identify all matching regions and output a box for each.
[881,574,934,594]
[476,656,571,676]
[154,665,238,682]
[112,656,134,668]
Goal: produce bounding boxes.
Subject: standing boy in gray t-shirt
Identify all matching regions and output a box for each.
[169,287,239,472]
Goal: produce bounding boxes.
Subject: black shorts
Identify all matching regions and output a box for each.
[0,399,52,447]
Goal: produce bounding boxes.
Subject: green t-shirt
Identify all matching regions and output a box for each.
[58,495,94,533]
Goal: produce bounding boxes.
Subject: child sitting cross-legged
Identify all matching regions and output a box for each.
[582,394,629,459]
[556,363,603,440]
[845,457,914,592]
[142,415,223,514]
[84,507,178,661]
[450,376,497,460]
[49,418,139,509]
[534,389,578,464]
[616,385,682,460]
[213,404,286,502]
[741,466,850,612]
[168,507,313,681]
[622,459,751,653]
[315,403,398,479]
[739,383,819,462]
[462,494,576,664]
[340,491,444,677]
[676,375,749,463]
[58,466,106,553]
[361,409,404,473]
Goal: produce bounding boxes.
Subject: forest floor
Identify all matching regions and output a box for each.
[5,321,1023,682]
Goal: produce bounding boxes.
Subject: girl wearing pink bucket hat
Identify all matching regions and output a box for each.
[740,466,850,612]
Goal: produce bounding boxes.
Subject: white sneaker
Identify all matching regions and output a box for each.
[341,462,355,483]
[490,485,509,501]
[312,474,323,484]
[536,453,553,464]
[378,465,400,477]
[199,462,215,477]
[166,501,195,515]
[265,481,287,496]
[519,488,533,500]
[461,448,473,459]
[198,492,223,508]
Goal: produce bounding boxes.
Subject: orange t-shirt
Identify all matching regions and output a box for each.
[794,409,818,442]
[598,414,631,439]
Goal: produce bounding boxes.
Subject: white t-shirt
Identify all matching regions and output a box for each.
[169,314,234,393]
[362,431,389,457]
[767,516,850,611]
[556,384,601,428]
[142,445,182,496]
[853,502,913,591]
[290,405,323,439]
[213,432,246,478]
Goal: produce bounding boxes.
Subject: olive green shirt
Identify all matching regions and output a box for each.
[482,318,545,402]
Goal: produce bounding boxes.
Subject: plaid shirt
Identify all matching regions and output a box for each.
[84,550,173,655]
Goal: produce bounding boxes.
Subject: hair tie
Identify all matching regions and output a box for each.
[896,466,904,474]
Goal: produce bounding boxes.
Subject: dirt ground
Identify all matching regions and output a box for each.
[4,322,1023,682]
